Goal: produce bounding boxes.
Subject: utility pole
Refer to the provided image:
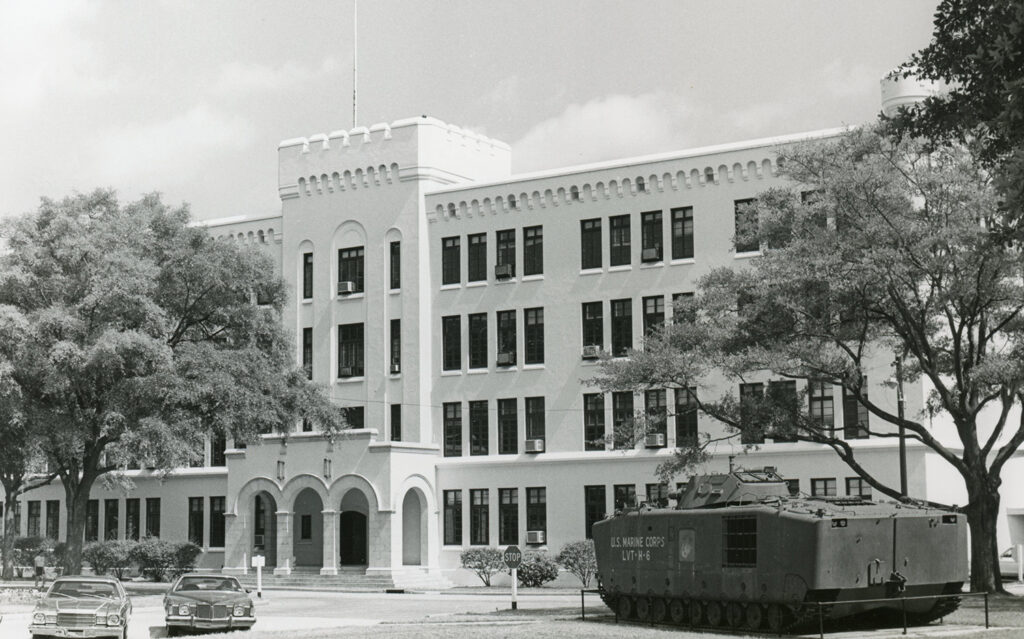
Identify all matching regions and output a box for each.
[895,356,908,497]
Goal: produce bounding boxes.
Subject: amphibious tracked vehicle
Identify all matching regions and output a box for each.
[592,468,968,632]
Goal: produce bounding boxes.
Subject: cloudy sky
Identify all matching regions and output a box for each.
[1,1,938,222]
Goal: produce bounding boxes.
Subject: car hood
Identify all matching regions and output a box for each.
[165,591,249,605]
[36,599,121,614]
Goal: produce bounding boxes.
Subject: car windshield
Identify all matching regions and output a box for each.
[174,576,243,592]
[49,581,118,599]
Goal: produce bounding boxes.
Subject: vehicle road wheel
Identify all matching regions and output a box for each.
[635,596,650,621]
[745,603,764,630]
[668,599,686,624]
[617,595,633,620]
[725,602,744,628]
[651,597,667,623]
[705,600,723,627]
[765,603,786,632]
[689,600,703,626]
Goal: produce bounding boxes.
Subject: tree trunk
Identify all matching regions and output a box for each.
[2,490,17,579]
[61,474,96,576]
[965,481,1005,593]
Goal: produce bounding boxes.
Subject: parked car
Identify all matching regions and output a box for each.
[1000,547,1022,580]
[163,574,256,636]
[29,575,132,639]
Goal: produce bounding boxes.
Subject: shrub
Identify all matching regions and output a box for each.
[556,540,597,587]
[171,542,203,578]
[83,540,136,578]
[459,547,504,586]
[13,536,49,566]
[130,537,173,581]
[516,552,559,587]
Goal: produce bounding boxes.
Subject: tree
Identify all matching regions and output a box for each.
[593,126,1019,592]
[459,547,504,586]
[555,540,597,587]
[0,190,348,575]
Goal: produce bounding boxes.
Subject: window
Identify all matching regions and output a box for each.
[646,482,669,507]
[12,501,21,536]
[338,246,365,292]
[734,199,759,253]
[499,488,518,545]
[768,380,798,442]
[645,389,667,443]
[723,516,757,567]
[583,393,605,451]
[496,310,516,363]
[442,236,460,285]
[146,498,161,538]
[496,229,516,276]
[584,486,606,539]
[442,315,461,371]
[390,404,402,442]
[302,327,313,379]
[524,308,544,364]
[470,489,489,545]
[443,490,462,545]
[85,500,98,542]
[609,215,631,266]
[443,402,462,457]
[641,211,663,261]
[211,435,227,467]
[612,392,634,448]
[188,497,204,545]
[27,501,40,537]
[739,382,765,444]
[526,487,546,536]
[611,299,633,356]
[337,323,364,377]
[614,484,636,509]
[675,387,698,447]
[671,207,694,260]
[809,381,835,433]
[468,233,487,282]
[390,319,401,373]
[210,496,225,547]
[811,478,837,497]
[468,313,487,369]
[643,295,665,336]
[470,400,488,455]
[302,417,313,432]
[390,241,401,290]
[582,302,603,349]
[300,514,312,541]
[846,477,872,498]
[303,252,313,299]
[843,382,870,439]
[125,498,140,541]
[525,397,545,441]
[580,218,602,269]
[104,499,119,541]
[498,398,518,454]
[346,406,365,428]
[46,500,59,540]
[523,226,543,275]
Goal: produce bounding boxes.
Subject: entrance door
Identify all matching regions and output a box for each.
[339,511,368,565]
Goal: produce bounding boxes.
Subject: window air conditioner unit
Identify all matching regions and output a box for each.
[526,530,546,545]
[494,264,514,279]
[581,345,601,360]
[645,433,666,448]
[337,281,356,295]
[390,362,401,375]
[641,248,661,262]
[254,534,264,547]
[524,439,545,453]
[496,351,516,366]
[338,366,354,378]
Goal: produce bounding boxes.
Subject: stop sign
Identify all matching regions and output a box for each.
[503,545,522,570]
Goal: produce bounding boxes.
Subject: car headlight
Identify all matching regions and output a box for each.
[233,605,247,616]
[33,612,46,624]
[178,603,191,616]
[107,613,121,626]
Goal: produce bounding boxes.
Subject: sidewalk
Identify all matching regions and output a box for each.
[0,578,170,594]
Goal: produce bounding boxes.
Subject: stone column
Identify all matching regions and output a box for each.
[320,509,338,575]
[365,510,394,579]
[221,512,248,575]
[273,510,293,576]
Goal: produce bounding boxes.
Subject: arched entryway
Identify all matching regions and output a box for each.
[339,490,368,566]
[293,488,324,568]
[253,492,278,567]
[401,489,426,566]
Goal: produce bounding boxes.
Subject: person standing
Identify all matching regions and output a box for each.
[33,551,46,589]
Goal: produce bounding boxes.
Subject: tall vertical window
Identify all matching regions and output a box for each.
[188,497,204,545]
[45,500,60,540]
[209,496,225,547]
[211,434,227,467]
[85,500,99,542]
[524,308,544,364]
[811,478,837,497]
[442,236,461,285]
[526,487,546,536]
[469,400,489,455]
[612,391,634,448]
[739,382,765,444]
[582,302,603,349]
[642,295,665,336]
[614,484,637,509]
[525,397,545,442]
[609,215,631,266]
[125,498,140,541]
[768,380,798,442]
[27,501,40,537]
[390,241,401,290]
[584,486,606,539]
[470,489,489,545]
[468,233,487,282]
[809,381,835,433]
[583,393,605,451]
[734,199,760,253]
[12,501,21,536]
[468,313,488,369]
[498,398,518,454]
[302,327,313,379]
[671,207,695,260]
[146,498,160,538]
[645,389,667,444]
[611,299,633,356]
[675,387,698,446]
[496,229,516,276]
[390,319,401,373]
[442,315,461,371]
[337,323,364,377]
[498,488,518,545]
[523,226,543,275]
[346,406,365,428]
[843,382,870,439]
[390,403,402,442]
[443,402,462,457]
[580,218,602,269]
[338,246,365,292]
[646,482,669,507]
[302,252,314,299]
[641,211,663,262]
[846,477,872,498]
[443,490,462,545]
[496,310,516,364]
[104,499,119,541]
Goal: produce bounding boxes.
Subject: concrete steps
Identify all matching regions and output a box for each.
[235,566,453,592]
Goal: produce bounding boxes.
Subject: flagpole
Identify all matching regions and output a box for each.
[352,0,358,128]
